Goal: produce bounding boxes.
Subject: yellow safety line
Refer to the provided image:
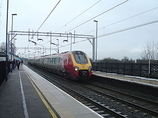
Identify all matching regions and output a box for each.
[25,72,58,118]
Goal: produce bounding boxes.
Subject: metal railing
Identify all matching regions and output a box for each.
[92,62,158,79]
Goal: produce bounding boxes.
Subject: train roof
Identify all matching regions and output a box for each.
[31,50,86,59]
[44,50,85,56]
[61,50,85,54]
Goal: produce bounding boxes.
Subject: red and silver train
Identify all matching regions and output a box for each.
[28,51,92,80]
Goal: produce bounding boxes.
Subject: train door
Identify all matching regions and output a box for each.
[63,55,72,72]
[63,55,68,72]
[68,55,75,79]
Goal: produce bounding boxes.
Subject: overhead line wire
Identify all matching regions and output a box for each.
[59,19,158,49]
[86,6,158,34]
[28,0,61,50]
[99,19,158,37]
[36,0,61,32]
[54,0,101,32]
[27,19,158,53]
[104,6,158,28]
[66,0,101,25]
[67,0,129,32]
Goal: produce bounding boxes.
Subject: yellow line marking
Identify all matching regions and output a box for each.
[25,72,58,118]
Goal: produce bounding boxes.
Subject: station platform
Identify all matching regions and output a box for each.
[93,71,158,88]
[0,65,103,118]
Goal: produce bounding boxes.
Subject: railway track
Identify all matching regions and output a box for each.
[27,65,158,118]
[83,81,158,117]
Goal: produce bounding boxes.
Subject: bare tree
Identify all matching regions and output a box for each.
[141,40,158,60]
[0,42,6,52]
[155,42,158,59]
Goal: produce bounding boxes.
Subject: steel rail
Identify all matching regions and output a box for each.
[84,81,158,117]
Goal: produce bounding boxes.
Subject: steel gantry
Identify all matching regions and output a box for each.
[9,30,96,61]
[9,30,94,39]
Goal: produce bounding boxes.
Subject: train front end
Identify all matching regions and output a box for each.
[71,51,92,80]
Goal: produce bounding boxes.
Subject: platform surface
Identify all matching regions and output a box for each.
[0,65,53,118]
[0,65,103,118]
[23,65,103,118]
[93,71,158,88]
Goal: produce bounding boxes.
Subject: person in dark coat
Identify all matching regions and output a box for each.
[12,59,15,69]
[21,60,23,65]
[17,60,20,70]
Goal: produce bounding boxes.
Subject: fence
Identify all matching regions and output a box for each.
[0,52,12,85]
[92,62,158,79]
[0,62,11,85]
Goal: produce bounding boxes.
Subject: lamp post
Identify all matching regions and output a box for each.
[94,20,98,62]
[11,13,17,60]
[5,0,9,80]
[92,37,95,62]
[148,52,151,74]
[12,38,17,56]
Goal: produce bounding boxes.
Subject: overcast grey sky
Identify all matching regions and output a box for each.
[0,0,158,60]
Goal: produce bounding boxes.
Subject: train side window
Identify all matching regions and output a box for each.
[43,58,45,63]
[56,57,58,64]
[52,58,55,64]
[57,57,61,64]
[40,58,42,63]
[54,58,55,64]
[51,58,53,63]
[54,58,56,64]
[47,58,49,63]
[59,57,62,64]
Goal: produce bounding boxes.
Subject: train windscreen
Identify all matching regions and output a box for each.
[73,51,88,64]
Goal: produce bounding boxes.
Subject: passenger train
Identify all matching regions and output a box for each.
[28,51,92,80]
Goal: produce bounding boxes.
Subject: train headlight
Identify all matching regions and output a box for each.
[74,66,79,71]
[88,66,92,71]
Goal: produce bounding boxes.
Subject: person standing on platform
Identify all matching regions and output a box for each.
[12,59,15,69]
[21,60,23,65]
[17,60,21,70]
